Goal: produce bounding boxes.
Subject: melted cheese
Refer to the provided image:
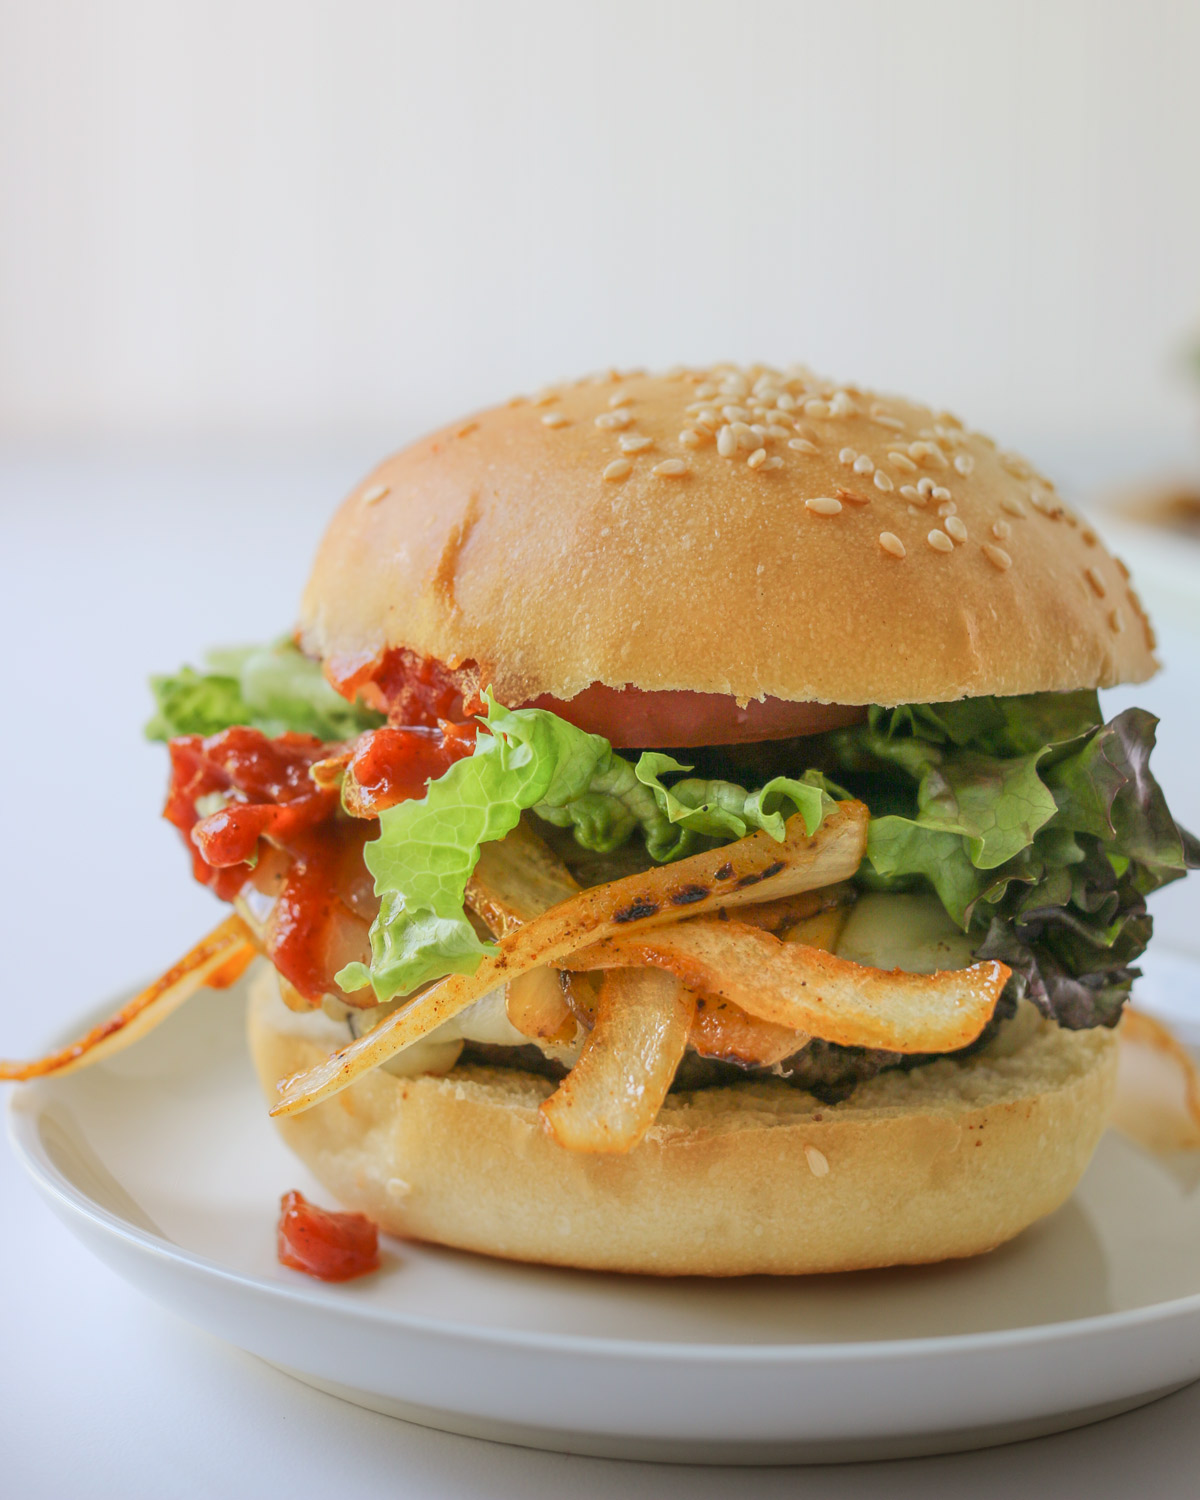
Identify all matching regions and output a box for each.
[834,893,977,974]
[268,975,582,1079]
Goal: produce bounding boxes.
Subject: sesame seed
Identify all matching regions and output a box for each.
[853,454,875,475]
[717,425,737,458]
[775,392,796,411]
[1109,608,1124,633]
[999,451,1032,478]
[695,409,720,430]
[594,410,632,430]
[804,399,831,418]
[899,484,921,501]
[838,447,857,466]
[766,424,792,440]
[788,438,818,454]
[804,1144,830,1177]
[879,531,906,558]
[679,428,706,448]
[837,487,870,505]
[1002,497,1026,517]
[1085,567,1107,598]
[602,458,632,482]
[992,520,1011,541]
[1030,490,1062,518]
[983,543,1012,571]
[695,383,717,399]
[829,391,858,418]
[541,411,569,428]
[619,433,653,454]
[932,485,952,503]
[722,405,749,423]
[806,497,843,516]
[927,529,954,553]
[733,422,757,450]
[917,477,936,498]
[747,448,767,469]
[945,515,968,543]
[608,392,633,409]
[362,483,389,505]
[873,413,906,431]
[750,423,768,439]
[652,459,688,477]
[873,470,894,492]
[954,453,975,476]
[910,440,948,468]
[532,390,559,407]
[937,501,957,517]
[761,455,784,470]
[888,452,918,472]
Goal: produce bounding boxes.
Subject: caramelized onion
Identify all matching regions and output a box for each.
[1,916,255,1082]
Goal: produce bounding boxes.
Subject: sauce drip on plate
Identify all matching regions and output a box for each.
[276,1190,380,1281]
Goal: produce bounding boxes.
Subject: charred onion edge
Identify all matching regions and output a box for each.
[0,915,256,1082]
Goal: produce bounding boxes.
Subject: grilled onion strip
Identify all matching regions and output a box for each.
[270,801,868,1116]
[563,918,1009,1055]
[0,915,256,1082]
[540,969,695,1153]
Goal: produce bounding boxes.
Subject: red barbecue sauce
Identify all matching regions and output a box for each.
[163,720,476,1003]
[329,645,482,725]
[277,1190,380,1281]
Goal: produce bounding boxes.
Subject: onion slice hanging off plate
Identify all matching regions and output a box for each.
[1112,1007,1200,1152]
[540,969,696,1153]
[0,915,256,1082]
[270,801,868,1117]
[563,918,1009,1055]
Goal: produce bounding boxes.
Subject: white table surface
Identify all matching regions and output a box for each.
[2,442,1199,1497]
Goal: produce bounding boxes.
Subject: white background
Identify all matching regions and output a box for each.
[3,2,1200,1494]
[1,0,1200,452]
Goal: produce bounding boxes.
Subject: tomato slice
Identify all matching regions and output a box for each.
[331,646,868,748]
[276,1190,380,1281]
[525,683,867,748]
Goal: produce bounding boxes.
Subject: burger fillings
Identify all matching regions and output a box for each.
[4,364,1196,1276]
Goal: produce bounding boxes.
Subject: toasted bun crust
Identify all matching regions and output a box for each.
[300,365,1155,708]
[248,969,1118,1276]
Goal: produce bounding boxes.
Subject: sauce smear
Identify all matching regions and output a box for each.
[276,1190,380,1281]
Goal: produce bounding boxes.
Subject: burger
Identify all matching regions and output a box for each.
[11,365,1196,1276]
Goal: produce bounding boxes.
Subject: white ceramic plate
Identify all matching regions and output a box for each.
[10,967,1200,1465]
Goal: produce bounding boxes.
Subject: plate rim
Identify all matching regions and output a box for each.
[11,972,1200,1368]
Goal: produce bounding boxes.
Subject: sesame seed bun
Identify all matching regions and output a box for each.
[248,967,1118,1276]
[299,366,1155,710]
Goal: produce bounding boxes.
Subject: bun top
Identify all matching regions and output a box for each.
[299,365,1155,709]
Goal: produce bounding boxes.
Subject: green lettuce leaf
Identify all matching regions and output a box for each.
[338,694,834,1003]
[824,695,1196,1029]
[146,640,384,742]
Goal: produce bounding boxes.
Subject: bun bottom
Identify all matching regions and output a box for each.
[247,966,1117,1276]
